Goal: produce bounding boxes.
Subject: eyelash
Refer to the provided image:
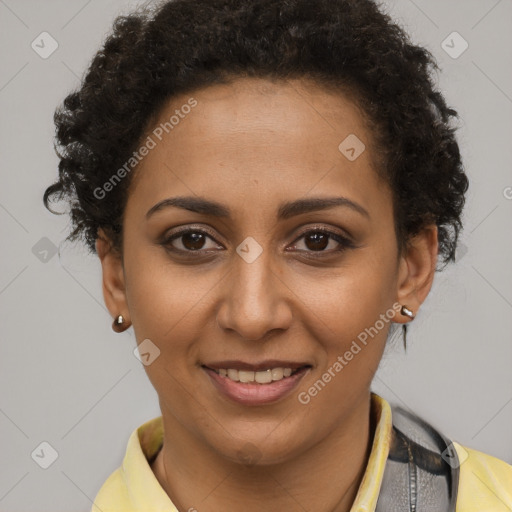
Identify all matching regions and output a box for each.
[160,225,356,258]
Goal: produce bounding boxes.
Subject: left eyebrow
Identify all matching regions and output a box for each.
[145,195,370,221]
[277,196,370,220]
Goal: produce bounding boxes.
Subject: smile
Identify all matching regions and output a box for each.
[202,362,311,405]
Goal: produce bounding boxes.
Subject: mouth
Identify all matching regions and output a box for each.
[201,361,312,405]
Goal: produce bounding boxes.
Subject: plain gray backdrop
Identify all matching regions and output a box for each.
[1,0,511,510]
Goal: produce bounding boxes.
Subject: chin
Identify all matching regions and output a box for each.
[208,427,313,467]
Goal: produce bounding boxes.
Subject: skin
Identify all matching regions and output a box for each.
[96,76,438,512]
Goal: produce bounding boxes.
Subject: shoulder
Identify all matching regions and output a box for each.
[90,416,172,511]
[453,442,512,511]
[91,467,134,511]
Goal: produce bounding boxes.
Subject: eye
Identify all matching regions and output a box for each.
[288,228,355,255]
[161,228,223,254]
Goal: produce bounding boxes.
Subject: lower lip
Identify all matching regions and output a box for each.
[203,367,310,406]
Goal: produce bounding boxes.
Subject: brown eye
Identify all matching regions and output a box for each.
[162,229,222,253]
[289,228,355,255]
[180,232,207,250]
[303,232,330,251]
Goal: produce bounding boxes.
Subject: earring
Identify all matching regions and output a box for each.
[400,305,415,352]
[400,305,415,319]
[112,314,128,333]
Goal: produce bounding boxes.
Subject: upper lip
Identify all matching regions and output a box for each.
[203,360,312,371]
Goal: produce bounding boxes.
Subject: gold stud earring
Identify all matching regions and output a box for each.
[400,305,415,319]
[112,314,128,333]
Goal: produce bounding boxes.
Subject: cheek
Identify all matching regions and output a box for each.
[124,255,210,421]
[308,260,396,340]
[124,247,212,368]
[296,284,394,414]
[300,248,398,385]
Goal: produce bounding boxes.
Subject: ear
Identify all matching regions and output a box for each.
[96,228,130,326]
[394,224,438,323]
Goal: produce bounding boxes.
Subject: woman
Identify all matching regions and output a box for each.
[43,0,512,510]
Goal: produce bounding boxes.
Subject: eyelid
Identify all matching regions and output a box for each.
[162,224,223,244]
[291,224,354,243]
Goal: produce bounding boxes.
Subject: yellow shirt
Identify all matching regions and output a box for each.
[91,393,512,511]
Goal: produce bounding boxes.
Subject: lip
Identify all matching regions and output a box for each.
[202,363,311,406]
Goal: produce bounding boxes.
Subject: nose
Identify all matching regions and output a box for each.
[215,249,293,341]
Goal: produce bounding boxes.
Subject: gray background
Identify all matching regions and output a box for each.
[1,0,511,510]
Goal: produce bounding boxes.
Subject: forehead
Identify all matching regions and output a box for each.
[145,76,373,159]
[126,77,390,221]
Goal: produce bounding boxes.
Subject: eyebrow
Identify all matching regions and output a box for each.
[145,195,370,221]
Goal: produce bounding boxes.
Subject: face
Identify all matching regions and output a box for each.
[97,77,437,465]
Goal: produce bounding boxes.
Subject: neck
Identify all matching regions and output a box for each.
[151,393,376,512]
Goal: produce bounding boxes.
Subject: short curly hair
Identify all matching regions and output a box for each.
[43,0,468,269]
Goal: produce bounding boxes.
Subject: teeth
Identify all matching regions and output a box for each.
[255,369,273,384]
[227,369,239,382]
[238,370,255,383]
[271,368,284,380]
[214,367,299,383]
